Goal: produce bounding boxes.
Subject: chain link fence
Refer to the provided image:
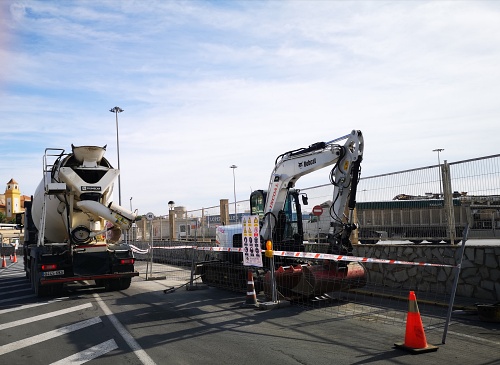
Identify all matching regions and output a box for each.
[139,154,500,244]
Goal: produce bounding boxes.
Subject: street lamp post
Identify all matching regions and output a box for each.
[433,148,444,197]
[129,197,134,241]
[110,106,124,206]
[230,165,237,223]
[168,200,175,241]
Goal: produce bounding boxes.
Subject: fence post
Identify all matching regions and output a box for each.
[442,161,456,243]
[187,245,208,291]
[189,246,196,288]
[149,222,154,278]
[191,232,197,287]
[442,224,469,344]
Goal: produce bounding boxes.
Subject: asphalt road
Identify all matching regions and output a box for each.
[1,260,499,365]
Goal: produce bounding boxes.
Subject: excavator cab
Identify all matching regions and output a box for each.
[250,189,304,251]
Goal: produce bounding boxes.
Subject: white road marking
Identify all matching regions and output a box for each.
[0,297,69,315]
[0,302,93,330]
[49,339,118,365]
[427,325,500,346]
[0,288,32,296]
[93,293,157,365]
[0,282,29,290]
[0,271,25,278]
[0,294,36,304]
[0,317,102,355]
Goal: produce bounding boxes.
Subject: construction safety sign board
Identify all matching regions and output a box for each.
[242,215,263,267]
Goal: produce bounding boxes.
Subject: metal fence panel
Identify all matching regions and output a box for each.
[146,154,500,244]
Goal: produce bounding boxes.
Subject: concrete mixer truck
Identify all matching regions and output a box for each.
[22,145,139,296]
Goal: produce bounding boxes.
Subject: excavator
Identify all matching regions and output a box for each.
[196,130,366,299]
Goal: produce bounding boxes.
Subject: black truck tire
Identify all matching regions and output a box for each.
[118,277,132,290]
[99,278,131,291]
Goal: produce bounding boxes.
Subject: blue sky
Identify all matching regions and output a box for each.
[1,0,500,216]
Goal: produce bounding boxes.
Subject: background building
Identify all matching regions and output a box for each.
[0,178,31,221]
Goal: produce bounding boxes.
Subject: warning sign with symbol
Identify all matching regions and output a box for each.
[242,215,263,267]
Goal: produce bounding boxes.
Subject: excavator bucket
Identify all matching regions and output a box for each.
[264,261,367,300]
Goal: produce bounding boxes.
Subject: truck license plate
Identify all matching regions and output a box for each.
[43,270,64,277]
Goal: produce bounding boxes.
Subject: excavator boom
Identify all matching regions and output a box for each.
[261,130,364,252]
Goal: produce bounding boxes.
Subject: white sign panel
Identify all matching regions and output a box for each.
[242,215,263,267]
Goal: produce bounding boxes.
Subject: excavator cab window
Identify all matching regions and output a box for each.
[250,189,304,247]
[250,190,267,221]
[275,191,303,246]
[282,192,300,241]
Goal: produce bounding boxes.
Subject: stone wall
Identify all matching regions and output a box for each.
[353,244,500,302]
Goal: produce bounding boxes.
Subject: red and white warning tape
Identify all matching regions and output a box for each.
[156,245,197,250]
[129,245,150,255]
[129,244,455,268]
[271,250,456,268]
[195,246,244,252]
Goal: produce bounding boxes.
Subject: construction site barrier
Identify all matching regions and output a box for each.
[132,239,500,302]
[132,243,457,269]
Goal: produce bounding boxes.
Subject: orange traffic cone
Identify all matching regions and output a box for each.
[1,256,6,268]
[242,269,259,308]
[12,252,17,263]
[394,291,438,353]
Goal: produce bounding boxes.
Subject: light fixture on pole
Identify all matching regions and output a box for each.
[230,165,237,222]
[433,148,444,166]
[110,106,124,206]
[433,148,444,197]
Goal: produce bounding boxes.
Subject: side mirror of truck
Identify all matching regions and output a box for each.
[15,213,24,229]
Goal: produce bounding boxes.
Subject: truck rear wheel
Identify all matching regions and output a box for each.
[98,279,117,291]
[99,278,131,291]
[118,278,132,290]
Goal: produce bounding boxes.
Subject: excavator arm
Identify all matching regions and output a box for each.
[260,130,363,254]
